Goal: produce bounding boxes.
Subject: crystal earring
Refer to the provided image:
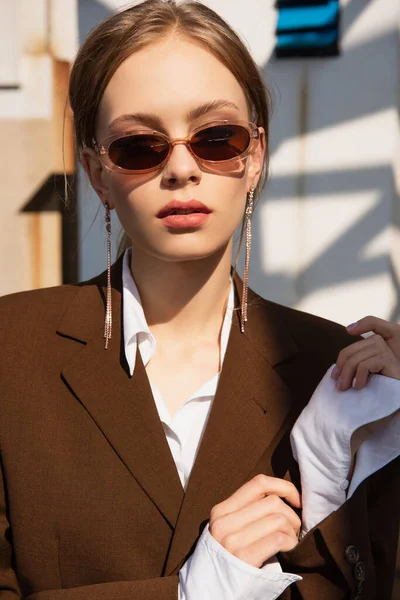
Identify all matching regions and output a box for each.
[241,185,255,333]
[104,202,112,349]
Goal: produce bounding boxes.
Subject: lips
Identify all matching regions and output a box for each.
[157,200,212,219]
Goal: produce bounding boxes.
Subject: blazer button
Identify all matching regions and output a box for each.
[356,581,364,594]
[354,580,364,600]
[353,561,366,582]
[344,545,360,564]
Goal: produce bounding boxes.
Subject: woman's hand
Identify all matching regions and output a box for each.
[209,474,302,568]
[331,316,400,391]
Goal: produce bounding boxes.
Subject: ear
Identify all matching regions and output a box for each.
[247,126,266,187]
[81,148,114,209]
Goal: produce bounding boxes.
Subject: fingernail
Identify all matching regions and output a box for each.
[352,377,357,388]
[346,322,359,330]
[331,365,340,379]
[336,377,342,391]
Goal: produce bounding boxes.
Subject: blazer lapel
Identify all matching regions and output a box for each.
[57,258,184,529]
[164,281,299,575]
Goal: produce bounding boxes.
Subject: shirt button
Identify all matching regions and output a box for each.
[340,479,349,491]
[354,561,366,581]
[344,545,360,564]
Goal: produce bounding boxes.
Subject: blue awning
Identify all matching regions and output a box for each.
[275,0,340,59]
[277,30,338,49]
[277,1,339,33]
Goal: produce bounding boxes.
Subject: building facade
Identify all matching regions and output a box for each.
[1,0,399,328]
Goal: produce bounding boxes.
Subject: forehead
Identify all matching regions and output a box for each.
[96,36,249,138]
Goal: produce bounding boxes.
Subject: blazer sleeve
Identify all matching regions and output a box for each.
[0,463,179,600]
[279,455,400,599]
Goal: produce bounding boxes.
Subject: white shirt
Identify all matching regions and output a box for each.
[122,249,400,600]
[122,249,233,490]
[291,365,400,536]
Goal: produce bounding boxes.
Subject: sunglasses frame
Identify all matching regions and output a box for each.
[93,120,261,174]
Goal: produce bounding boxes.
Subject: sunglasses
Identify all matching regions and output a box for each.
[93,120,260,174]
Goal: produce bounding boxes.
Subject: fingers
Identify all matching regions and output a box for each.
[346,316,400,340]
[209,475,302,567]
[351,356,387,389]
[221,515,299,568]
[211,494,301,539]
[332,337,384,390]
[210,474,301,521]
[351,358,374,389]
[332,333,400,390]
[221,514,297,553]
[333,337,378,374]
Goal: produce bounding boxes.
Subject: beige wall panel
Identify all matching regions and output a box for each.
[50,0,78,62]
[0,0,20,86]
[0,56,53,119]
[1,206,28,295]
[37,212,62,289]
[19,0,47,54]
[0,120,53,200]
[0,119,54,296]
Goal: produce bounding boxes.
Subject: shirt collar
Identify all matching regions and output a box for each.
[122,248,156,374]
[122,248,234,376]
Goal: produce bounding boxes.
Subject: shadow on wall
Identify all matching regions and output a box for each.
[247,0,399,322]
[246,165,394,306]
[76,0,400,324]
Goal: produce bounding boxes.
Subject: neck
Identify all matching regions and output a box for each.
[130,243,233,340]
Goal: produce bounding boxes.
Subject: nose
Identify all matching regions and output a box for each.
[161,141,202,188]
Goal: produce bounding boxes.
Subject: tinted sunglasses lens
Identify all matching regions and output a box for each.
[191,125,251,161]
[108,134,169,170]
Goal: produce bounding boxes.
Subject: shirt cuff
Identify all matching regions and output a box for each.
[291,366,400,535]
[179,524,301,600]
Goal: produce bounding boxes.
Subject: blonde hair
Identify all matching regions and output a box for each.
[69,0,272,255]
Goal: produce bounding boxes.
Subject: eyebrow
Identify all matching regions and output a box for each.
[187,99,240,121]
[108,99,240,133]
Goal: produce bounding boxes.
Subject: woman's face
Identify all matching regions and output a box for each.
[84,35,265,263]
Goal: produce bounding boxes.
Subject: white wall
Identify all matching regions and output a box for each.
[0,0,78,119]
[77,0,400,325]
[259,0,400,325]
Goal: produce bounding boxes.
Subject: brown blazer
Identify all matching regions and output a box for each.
[0,255,398,599]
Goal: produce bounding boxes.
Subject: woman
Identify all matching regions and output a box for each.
[0,1,399,598]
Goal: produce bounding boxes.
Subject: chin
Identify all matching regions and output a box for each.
[149,238,231,263]
[153,248,222,263]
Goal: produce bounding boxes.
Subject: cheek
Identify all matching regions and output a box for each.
[108,171,153,204]
[214,178,248,225]
[108,176,156,231]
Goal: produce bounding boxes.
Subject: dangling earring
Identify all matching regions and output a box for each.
[241,184,255,333]
[104,201,112,349]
